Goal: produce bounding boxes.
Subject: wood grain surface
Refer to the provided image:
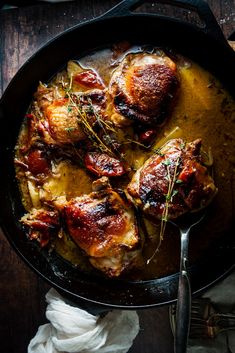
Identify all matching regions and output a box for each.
[0,1,234,352]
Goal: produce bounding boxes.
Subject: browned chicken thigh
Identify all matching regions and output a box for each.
[127,138,217,220]
[33,84,107,146]
[21,177,142,277]
[109,52,179,126]
[33,84,84,145]
[64,177,141,277]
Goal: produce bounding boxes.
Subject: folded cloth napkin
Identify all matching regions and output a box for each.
[28,288,139,353]
[188,269,235,353]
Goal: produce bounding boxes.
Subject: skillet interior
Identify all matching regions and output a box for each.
[0,14,235,308]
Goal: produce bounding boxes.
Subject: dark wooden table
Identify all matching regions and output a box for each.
[0,1,234,353]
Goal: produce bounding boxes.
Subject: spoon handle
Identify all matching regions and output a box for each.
[174,229,191,353]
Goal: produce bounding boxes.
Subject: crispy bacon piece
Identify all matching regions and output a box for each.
[26,149,50,175]
[109,52,179,126]
[74,70,105,90]
[84,152,126,177]
[21,208,60,247]
[64,177,141,277]
[127,138,217,220]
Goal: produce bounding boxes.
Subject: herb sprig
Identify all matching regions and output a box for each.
[147,156,180,264]
[61,73,126,158]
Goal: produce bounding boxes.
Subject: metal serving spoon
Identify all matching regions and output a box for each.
[171,210,206,353]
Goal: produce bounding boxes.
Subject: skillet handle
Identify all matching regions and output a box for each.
[174,227,191,353]
[102,0,226,44]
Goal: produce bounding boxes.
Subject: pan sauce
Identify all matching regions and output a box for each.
[15,45,235,280]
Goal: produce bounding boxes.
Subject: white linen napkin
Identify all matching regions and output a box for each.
[188,269,235,353]
[28,288,139,353]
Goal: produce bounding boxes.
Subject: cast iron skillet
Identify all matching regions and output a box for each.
[0,0,235,311]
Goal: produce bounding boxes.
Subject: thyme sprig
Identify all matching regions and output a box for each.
[60,75,119,156]
[87,97,116,134]
[66,89,115,156]
[86,97,123,158]
[124,139,168,157]
[147,156,180,265]
[125,139,149,149]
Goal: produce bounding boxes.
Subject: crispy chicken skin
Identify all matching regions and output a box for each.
[127,138,217,220]
[44,97,87,144]
[33,84,106,146]
[33,84,86,145]
[109,53,179,126]
[64,177,141,277]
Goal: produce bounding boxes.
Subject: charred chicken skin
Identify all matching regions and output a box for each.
[109,52,179,126]
[127,138,217,220]
[64,177,141,277]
